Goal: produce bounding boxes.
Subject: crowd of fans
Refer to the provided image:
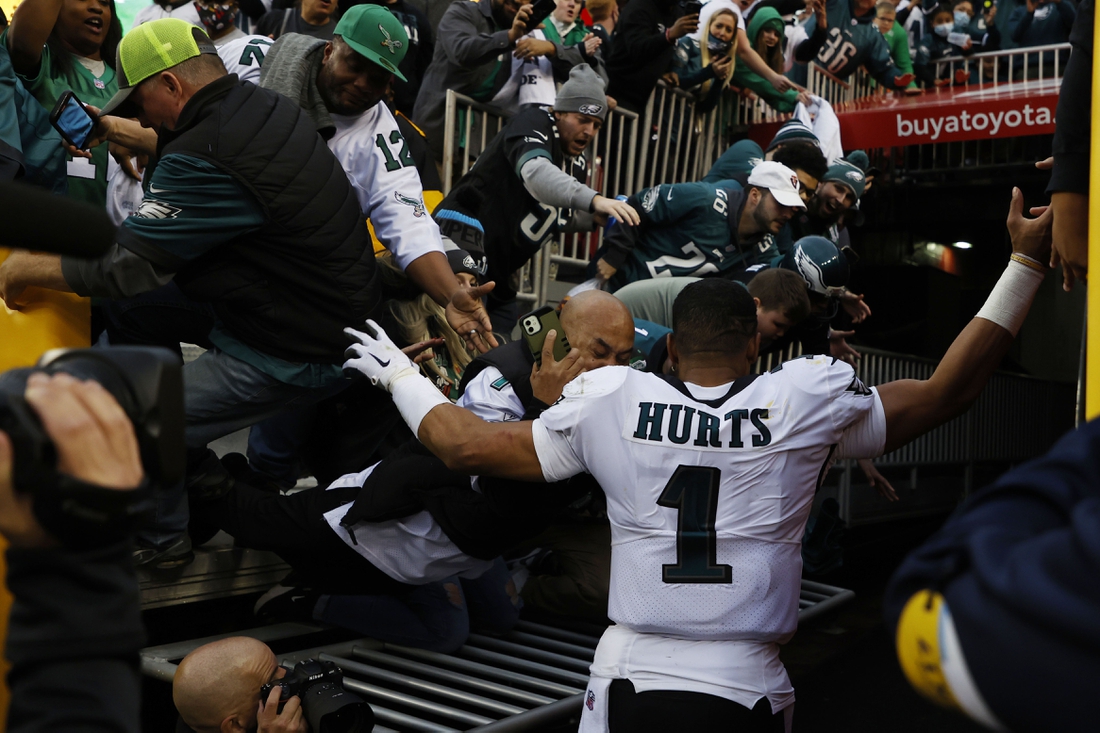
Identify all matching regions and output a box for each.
[0,0,1093,729]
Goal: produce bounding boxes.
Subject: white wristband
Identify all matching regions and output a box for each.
[390,372,451,438]
[974,258,1045,337]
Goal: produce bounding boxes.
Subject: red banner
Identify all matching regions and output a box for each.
[749,78,1059,149]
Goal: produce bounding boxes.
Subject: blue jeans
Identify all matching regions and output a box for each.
[316,558,522,654]
[101,283,348,546]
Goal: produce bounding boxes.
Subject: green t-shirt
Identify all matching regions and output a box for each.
[2,31,117,206]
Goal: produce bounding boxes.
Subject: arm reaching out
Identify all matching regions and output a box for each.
[343,321,549,480]
[877,187,1051,453]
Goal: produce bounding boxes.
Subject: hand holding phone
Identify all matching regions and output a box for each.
[49,91,99,150]
[524,0,558,32]
[521,306,571,367]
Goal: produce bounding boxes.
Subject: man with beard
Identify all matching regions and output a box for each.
[592,161,805,292]
[782,158,866,251]
[257,4,495,350]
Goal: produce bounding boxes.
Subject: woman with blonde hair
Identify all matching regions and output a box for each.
[378,248,486,401]
[672,7,738,112]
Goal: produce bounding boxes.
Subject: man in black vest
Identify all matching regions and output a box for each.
[0,19,381,567]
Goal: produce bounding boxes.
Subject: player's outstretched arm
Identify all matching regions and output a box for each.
[343,322,547,481]
[877,188,1051,454]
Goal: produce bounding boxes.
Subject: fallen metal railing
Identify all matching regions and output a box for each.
[143,583,854,731]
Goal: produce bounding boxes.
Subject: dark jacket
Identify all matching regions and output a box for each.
[1009,0,1075,45]
[341,340,594,560]
[6,542,144,733]
[148,77,379,364]
[1049,0,1091,195]
[885,418,1100,731]
[606,0,685,112]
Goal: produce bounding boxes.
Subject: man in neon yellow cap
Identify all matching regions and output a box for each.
[0,17,387,567]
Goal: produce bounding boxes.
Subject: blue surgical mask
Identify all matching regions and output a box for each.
[934,22,952,37]
[954,10,971,28]
[707,37,733,55]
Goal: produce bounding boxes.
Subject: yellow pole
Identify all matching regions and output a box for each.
[1088,6,1100,420]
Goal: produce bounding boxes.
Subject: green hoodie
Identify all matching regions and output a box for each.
[732,7,801,113]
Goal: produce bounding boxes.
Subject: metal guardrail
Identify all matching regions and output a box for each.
[856,346,1074,465]
[437,40,1069,307]
[143,584,854,731]
[931,42,1070,86]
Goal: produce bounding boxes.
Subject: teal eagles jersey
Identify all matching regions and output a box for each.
[607,180,758,290]
[804,0,904,87]
[2,32,117,206]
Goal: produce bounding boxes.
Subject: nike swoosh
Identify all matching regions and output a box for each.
[370,353,390,368]
[148,184,173,194]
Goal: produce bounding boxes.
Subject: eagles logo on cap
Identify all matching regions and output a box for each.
[846,170,864,182]
[579,103,603,116]
[379,23,403,53]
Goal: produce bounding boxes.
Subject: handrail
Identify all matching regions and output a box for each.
[931,41,1071,84]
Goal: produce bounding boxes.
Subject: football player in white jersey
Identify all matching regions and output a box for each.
[342,190,1051,731]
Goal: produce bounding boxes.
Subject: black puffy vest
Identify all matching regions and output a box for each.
[160,77,379,364]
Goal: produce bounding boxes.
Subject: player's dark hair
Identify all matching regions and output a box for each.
[748,268,811,324]
[771,141,828,182]
[672,279,757,357]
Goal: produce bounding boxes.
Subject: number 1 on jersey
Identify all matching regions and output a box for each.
[657,465,732,584]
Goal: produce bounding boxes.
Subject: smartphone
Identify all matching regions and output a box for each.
[49,91,98,150]
[680,0,703,15]
[524,0,558,30]
[521,306,571,367]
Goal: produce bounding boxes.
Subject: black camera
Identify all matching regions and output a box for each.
[680,0,703,14]
[261,659,374,732]
[0,347,185,547]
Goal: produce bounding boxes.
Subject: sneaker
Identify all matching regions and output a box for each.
[254,582,321,624]
[133,535,194,570]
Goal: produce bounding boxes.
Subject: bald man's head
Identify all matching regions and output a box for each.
[560,290,635,369]
[174,637,282,732]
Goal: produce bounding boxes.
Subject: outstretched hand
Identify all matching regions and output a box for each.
[858,458,898,502]
[530,329,585,405]
[343,321,420,390]
[1005,186,1052,266]
[445,281,499,354]
[829,329,860,366]
[839,291,871,323]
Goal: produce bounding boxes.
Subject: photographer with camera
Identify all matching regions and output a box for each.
[1,372,146,733]
[173,637,373,732]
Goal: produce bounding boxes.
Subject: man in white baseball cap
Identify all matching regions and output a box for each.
[594,160,805,290]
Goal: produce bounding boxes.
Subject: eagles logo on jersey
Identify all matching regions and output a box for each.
[135,199,182,220]
[394,191,426,218]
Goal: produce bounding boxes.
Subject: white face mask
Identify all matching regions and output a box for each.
[934,22,953,37]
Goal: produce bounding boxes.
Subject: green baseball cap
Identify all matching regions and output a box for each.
[334,4,409,82]
[101,19,219,118]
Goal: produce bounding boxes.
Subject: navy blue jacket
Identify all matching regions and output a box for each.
[885,419,1100,730]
